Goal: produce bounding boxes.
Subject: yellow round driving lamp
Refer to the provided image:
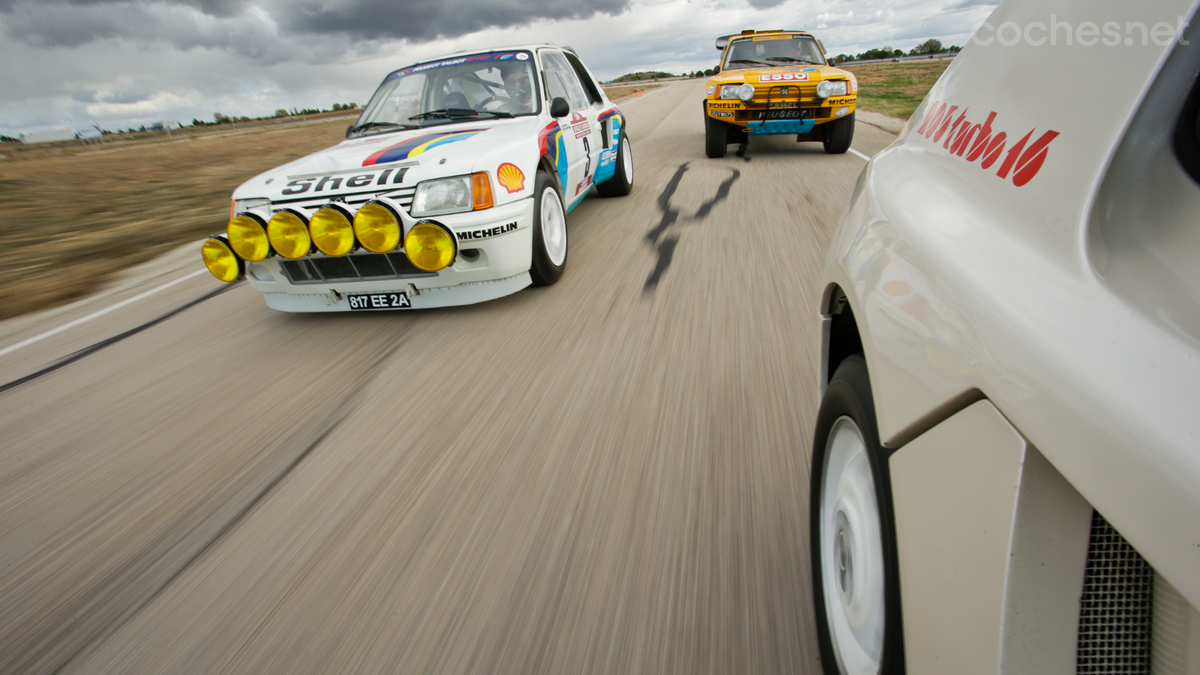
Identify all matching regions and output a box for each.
[226,212,271,262]
[201,235,244,282]
[309,204,357,257]
[352,201,402,253]
[267,209,312,260]
[404,220,457,272]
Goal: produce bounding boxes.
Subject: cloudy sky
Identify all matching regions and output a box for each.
[0,0,997,137]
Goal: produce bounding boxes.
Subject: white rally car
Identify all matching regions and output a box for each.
[201,45,632,311]
[810,0,1200,673]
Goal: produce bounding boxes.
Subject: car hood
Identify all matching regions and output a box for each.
[232,117,542,202]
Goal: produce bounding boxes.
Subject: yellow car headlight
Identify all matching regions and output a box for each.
[201,236,243,282]
[404,221,457,272]
[267,209,311,260]
[227,213,271,262]
[352,201,401,254]
[310,204,356,257]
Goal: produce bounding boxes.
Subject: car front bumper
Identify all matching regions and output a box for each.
[243,197,535,312]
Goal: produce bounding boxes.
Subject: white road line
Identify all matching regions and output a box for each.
[849,148,872,162]
[0,269,207,359]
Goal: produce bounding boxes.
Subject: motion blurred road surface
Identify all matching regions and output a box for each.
[0,80,898,674]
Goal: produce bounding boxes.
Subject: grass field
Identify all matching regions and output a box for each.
[844,60,950,120]
[0,117,354,320]
[602,84,661,101]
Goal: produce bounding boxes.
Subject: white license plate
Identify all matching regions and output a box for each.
[347,292,411,310]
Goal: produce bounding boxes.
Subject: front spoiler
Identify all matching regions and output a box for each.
[261,272,532,312]
[747,119,816,135]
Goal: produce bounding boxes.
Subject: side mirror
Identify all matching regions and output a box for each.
[713,65,721,74]
[345,125,355,139]
[550,97,570,118]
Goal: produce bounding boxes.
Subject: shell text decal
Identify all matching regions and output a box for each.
[916,100,1060,187]
[497,163,525,193]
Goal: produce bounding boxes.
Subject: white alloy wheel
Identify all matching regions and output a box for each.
[620,136,633,183]
[819,416,885,675]
[540,185,567,267]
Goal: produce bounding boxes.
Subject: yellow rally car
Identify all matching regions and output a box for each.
[704,30,857,158]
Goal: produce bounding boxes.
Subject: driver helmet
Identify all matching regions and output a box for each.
[499,63,532,107]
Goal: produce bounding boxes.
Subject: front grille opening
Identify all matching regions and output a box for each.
[1077,511,1154,674]
[280,252,435,284]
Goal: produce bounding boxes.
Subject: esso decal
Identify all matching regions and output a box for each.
[760,73,809,82]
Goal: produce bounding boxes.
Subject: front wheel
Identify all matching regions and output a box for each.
[529,171,567,286]
[810,355,905,675]
[705,115,728,158]
[595,133,633,197]
[823,112,855,154]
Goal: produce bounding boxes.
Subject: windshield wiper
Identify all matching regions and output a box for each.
[349,121,417,136]
[409,108,479,120]
[730,59,770,66]
[766,57,818,64]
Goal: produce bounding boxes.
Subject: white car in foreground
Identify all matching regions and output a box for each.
[810,0,1200,673]
[201,45,632,311]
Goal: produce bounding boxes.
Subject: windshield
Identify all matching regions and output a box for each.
[724,36,826,69]
[353,51,539,134]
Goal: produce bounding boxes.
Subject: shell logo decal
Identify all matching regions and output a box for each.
[497,163,525,193]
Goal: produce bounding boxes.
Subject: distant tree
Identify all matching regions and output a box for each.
[914,38,943,54]
[0,134,18,143]
[213,112,232,124]
[704,68,714,76]
[948,45,961,52]
[274,109,288,117]
[191,118,205,126]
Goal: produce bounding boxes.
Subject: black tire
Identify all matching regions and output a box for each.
[810,355,905,675]
[823,112,855,154]
[529,171,567,286]
[595,132,633,197]
[705,114,728,158]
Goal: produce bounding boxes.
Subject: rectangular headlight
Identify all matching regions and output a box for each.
[720,85,743,100]
[831,80,849,96]
[411,176,473,216]
[233,198,270,215]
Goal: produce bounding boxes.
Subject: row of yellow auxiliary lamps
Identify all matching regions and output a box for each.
[202,201,457,282]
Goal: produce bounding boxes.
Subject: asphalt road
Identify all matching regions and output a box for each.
[0,80,898,675]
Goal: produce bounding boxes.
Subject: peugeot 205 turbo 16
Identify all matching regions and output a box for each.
[703,29,857,158]
[200,45,633,311]
[809,0,1200,673]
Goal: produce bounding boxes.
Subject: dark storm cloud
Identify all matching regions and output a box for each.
[0,0,632,50]
[0,0,344,61]
[745,0,785,9]
[0,0,243,16]
[277,0,630,41]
